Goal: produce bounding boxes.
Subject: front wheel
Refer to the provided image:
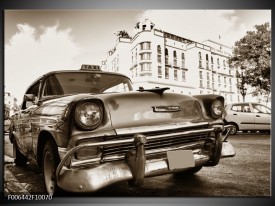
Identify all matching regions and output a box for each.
[228,123,238,135]
[42,140,61,195]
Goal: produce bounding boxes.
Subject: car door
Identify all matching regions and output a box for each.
[251,103,271,130]
[228,103,255,130]
[17,80,41,156]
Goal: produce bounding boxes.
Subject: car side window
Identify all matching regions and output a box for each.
[22,81,40,109]
[252,104,271,114]
[231,104,250,113]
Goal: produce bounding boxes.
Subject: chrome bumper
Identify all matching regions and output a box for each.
[56,125,235,193]
[57,151,210,192]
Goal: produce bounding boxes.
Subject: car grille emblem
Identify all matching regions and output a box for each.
[152,106,181,113]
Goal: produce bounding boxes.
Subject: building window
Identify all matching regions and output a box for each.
[211,56,214,70]
[174,69,178,81]
[206,54,209,70]
[199,71,203,79]
[173,50,177,67]
[141,53,151,60]
[206,72,210,88]
[199,71,203,87]
[157,45,161,54]
[157,45,162,63]
[141,63,151,71]
[158,66,162,78]
[199,52,202,68]
[165,48,169,65]
[132,67,137,78]
[224,76,227,88]
[198,52,202,60]
[165,67,169,79]
[182,70,186,81]
[140,42,151,50]
[218,75,221,87]
[181,53,185,68]
[157,55,161,63]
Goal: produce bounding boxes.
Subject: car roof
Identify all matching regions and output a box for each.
[30,69,130,84]
[43,69,130,79]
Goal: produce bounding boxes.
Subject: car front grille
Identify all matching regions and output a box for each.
[102,126,209,161]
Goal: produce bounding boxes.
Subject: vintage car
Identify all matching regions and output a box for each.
[9,65,235,195]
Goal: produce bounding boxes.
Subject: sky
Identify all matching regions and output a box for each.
[4,10,271,103]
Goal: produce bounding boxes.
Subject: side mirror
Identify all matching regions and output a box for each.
[24,94,37,109]
[24,94,36,102]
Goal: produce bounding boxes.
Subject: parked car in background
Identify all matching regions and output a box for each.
[223,102,271,135]
[9,64,235,195]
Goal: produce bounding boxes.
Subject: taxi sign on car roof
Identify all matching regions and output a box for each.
[81,64,101,71]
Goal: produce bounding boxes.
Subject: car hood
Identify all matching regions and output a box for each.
[38,91,204,130]
[101,91,203,129]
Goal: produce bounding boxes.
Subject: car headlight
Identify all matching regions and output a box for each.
[75,102,103,130]
[211,99,224,118]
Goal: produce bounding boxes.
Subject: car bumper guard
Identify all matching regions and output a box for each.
[56,126,235,192]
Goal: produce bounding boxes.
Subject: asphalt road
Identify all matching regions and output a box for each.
[3,132,271,197]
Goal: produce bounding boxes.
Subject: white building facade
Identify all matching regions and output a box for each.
[102,19,241,103]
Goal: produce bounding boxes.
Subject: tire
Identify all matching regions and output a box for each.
[228,123,238,135]
[42,140,61,195]
[13,140,28,166]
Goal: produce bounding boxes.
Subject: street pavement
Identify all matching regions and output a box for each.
[3,134,30,195]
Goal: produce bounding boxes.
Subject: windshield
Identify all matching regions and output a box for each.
[42,72,133,97]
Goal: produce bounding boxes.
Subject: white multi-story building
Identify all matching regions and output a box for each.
[102,19,241,103]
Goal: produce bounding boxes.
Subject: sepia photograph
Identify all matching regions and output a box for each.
[3,9,271,199]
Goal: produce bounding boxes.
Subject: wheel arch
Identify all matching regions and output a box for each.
[224,119,239,130]
[37,131,60,168]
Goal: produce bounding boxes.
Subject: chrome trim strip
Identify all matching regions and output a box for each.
[115,122,209,135]
[71,157,101,167]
